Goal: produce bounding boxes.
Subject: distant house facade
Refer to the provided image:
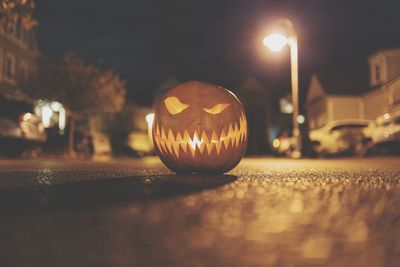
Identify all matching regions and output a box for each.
[306,73,366,129]
[307,48,400,130]
[365,48,400,117]
[0,17,38,100]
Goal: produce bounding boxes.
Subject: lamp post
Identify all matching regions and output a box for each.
[263,19,301,158]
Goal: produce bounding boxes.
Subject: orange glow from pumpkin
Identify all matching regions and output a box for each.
[188,134,203,149]
[164,96,189,115]
[153,111,247,158]
[203,103,230,114]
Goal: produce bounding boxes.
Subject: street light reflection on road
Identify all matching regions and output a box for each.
[0,158,397,266]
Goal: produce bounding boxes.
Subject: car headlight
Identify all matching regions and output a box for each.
[272,138,280,148]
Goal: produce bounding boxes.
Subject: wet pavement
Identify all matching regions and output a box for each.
[0,157,399,267]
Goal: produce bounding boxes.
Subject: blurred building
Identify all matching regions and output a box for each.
[0,13,48,155]
[365,48,400,117]
[236,77,271,155]
[0,15,38,100]
[307,48,400,129]
[306,72,368,129]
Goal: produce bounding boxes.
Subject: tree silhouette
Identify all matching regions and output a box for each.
[0,0,37,29]
[22,54,126,156]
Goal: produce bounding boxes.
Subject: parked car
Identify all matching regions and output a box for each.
[1,114,47,142]
[19,113,47,142]
[363,111,400,154]
[0,97,46,157]
[0,115,22,139]
[272,131,297,156]
[309,119,370,156]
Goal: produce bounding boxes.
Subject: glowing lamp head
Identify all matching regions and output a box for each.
[152,81,248,174]
[263,33,288,52]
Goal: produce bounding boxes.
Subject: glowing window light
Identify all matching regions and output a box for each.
[23,112,32,121]
[146,113,155,146]
[59,107,66,130]
[34,106,41,117]
[145,113,155,125]
[41,106,53,128]
[51,101,62,112]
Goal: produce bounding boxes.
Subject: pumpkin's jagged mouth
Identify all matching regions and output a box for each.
[153,113,247,158]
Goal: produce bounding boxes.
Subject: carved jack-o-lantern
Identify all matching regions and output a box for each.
[153,81,247,174]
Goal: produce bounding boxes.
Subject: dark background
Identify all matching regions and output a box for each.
[35,0,400,104]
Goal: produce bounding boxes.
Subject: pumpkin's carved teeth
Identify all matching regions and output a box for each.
[154,113,247,158]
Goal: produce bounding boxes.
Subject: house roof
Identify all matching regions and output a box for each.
[314,70,370,95]
[368,47,400,60]
[236,77,270,106]
[237,77,267,94]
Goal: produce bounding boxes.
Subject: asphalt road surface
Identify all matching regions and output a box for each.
[0,157,399,267]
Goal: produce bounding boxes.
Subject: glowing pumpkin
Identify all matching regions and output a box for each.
[152,81,247,174]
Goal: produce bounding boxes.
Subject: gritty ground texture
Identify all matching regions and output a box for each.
[0,157,399,267]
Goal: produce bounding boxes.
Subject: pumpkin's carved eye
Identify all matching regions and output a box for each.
[164,96,189,114]
[203,103,230,115]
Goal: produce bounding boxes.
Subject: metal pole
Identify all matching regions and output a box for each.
[265,19,302,157]
[289,36,302,157]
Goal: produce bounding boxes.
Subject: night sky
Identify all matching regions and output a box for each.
[35,0,400,104]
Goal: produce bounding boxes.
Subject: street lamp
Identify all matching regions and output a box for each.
[263,19,301,158]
